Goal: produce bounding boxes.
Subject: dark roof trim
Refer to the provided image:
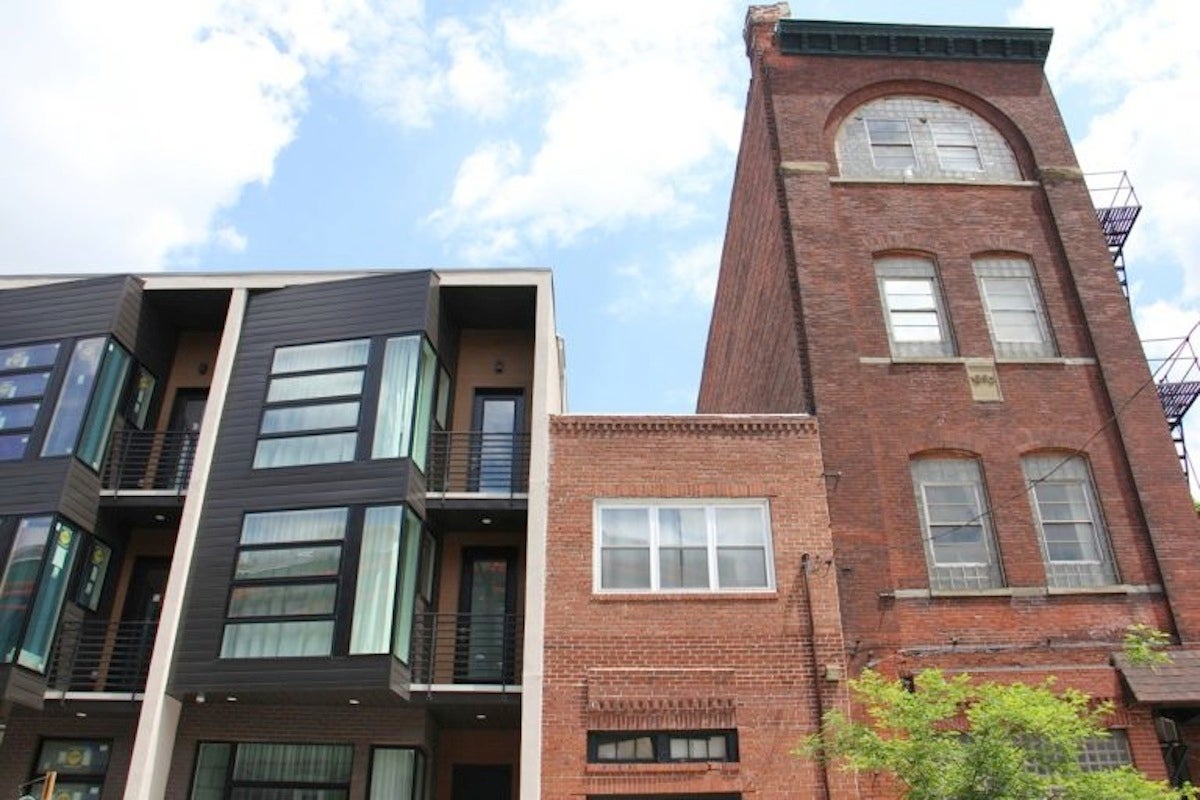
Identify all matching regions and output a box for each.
[776,19,1052,64]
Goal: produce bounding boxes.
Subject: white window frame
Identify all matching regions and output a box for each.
[930,119,983,172]
[1023,454,1117,588]
[974,257,1055,358]
[864,117,918,170]
[911,459,1003,590]
[593,500,775,594]
[875,256,955,357]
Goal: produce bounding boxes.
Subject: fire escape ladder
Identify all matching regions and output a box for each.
[1087,171,1141,298]
[1146,334,1200,481]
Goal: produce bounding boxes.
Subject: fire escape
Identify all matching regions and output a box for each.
[1088,170,1141,298]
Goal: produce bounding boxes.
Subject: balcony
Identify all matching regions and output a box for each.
[410,612,523,689]
[46,619,158,696]
[101,430,198,494]
[427,432,530,496]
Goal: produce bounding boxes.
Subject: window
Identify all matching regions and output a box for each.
[254,339,369,468]
[75,339,132,470]
[865,118,917,170]
[875,256,954,357]
[41,337,105,457]
[190,742,353,800]
[1027,730,1132,775]
[369,747,425,800]
[931,120,983,171]
[371,335,439,471]
[34,739,111,799]
[0,341,58,460]
[911,459,1003,590]
[0,516,84,672]
[974,256,1055,358]
[1023,454,1117,588]
[221,508,347,658]
[350,505,422,663]
[75,539,112,612]
[588,731,738,764]
[595,501,773,592]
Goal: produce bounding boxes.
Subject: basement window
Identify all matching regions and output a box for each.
[588,731,739,764]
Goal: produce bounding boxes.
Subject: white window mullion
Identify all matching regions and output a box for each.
[648,508,661,591]
[706,507,719,591]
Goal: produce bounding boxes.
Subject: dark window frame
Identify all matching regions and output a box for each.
[188,741,354,800]
[587,730,739,764]
[366,745,427,800]
[0,339,62,461]
[30,737,113,799]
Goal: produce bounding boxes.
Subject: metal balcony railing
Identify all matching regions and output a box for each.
[101,430,198,493]
[46,619,159,695]
[427,432,530,494]
[410,612,523,688]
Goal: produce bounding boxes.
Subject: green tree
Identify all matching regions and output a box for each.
[801,668,1193,800]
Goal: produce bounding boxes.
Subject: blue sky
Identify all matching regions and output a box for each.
[1,0,1198,426]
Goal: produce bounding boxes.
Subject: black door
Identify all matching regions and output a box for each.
[156,390,206,489]
[112,557,169,690]
[471,391,524,492]
[456,548,518,683]
[451,764,512,800]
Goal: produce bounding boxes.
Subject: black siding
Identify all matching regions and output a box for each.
[172,272,434,695]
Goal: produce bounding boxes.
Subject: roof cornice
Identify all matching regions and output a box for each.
[776,19,1052,64]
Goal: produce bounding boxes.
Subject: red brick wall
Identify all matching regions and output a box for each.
[544,415,856,799]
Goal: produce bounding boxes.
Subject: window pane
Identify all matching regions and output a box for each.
[715,507,766,546]
[393,508,422,663]
[220,620,335,657]
[658,508,706,547]
[600,508,650,546]
[77,341,132,470]
[410,342,438,471]
[1043,523,1099,562]
[351,506,402,654]
[267,371,364,403]
[233,743,353,783]
[0,402,39,430]
[930,525,988,565]
[866,118,911,144]
[42,337,106,456]
[234,546,341,580]
[0,516,52,663]
[271,340,369,374]
[717,548,768,588]
[191,743,232,800]
[253,433,357,468]
[601,549,650,589]
[370,748,420,800]
[228,583,337,617]
[19,520,82,672]
[0,342,59,370]
[231,790,346,800]
[884,279,936,310]
[659,547,708,589]
[241,508,347,545]
[0,372,50,400]
[76,540,112,612]
[260,402,360,435]
[128,367,157,428]
[0,433,29,460]
[36,740,111,775]
[372,336,420,459]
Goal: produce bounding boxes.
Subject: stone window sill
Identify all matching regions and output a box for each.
[884,584,1162,600]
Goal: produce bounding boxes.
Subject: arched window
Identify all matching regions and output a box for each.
[1022,453,1117,588]
[837,96,1020,181]
[910,456,1003,590]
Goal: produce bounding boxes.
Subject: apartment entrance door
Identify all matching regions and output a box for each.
[471,391,524,492]
[112,556,169,689]
[451,764,512,800]
[456,548,518,683]
[156,390,207,489]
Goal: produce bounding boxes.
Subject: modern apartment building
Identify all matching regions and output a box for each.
[698,3,1200,792]
[0,270,562,799]
[0,7,1196,800]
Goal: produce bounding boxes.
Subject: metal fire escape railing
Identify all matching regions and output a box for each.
[46,619,159,695]
[1086,170,1142,298]
[1144,333,1200,481]
[426,432,530,495]
[101,430,198,493]
[410,612,523,688]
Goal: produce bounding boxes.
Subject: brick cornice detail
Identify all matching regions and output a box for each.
[552,414,818,436]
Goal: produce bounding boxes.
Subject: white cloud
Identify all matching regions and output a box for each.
[605,237,723,318]
[430,0,746,262]
[1009,1,1200,297]
[0,0,513,273]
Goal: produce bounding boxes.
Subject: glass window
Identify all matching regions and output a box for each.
[392,508,422,663]
[372,336,421,460]
[589,730,738,763]
[410,341,438,472]
[256,339,368,469]
[865,118,917,169]
[221,509,347,659]
[911,459,1003,590]
[0,342,60,371]
[76,539,112,612]
[77,340,132,470]
[596,502,773,593]
[1023,455,1117,588]
[875,257,954,357]
[34,739,110,800]
[0,516,53,663]
[42,337,106,457]
[192,742,353,800]
[0,342,58,461]
[369,748,425,800]
[19,520,83,672]
[974,256,1055,358]
[351,506,404,655]
[931,120,983,171]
